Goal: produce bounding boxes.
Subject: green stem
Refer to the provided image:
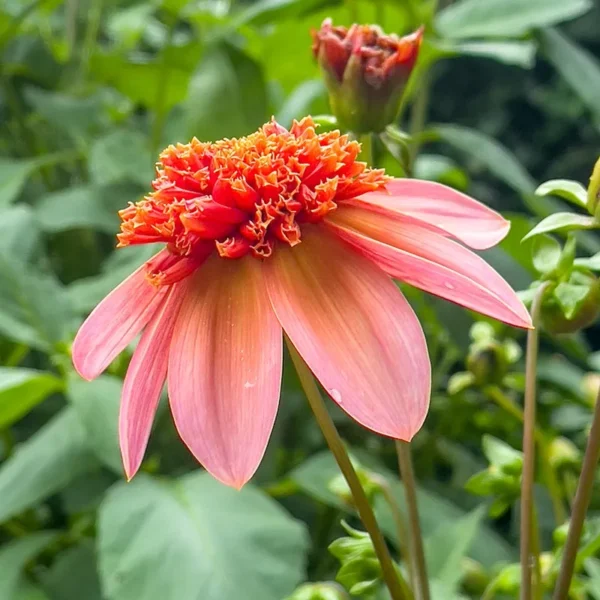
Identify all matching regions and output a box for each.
[520,282,550,600]
[286,337,412,600]
[79,0,102,81]
[407,72,431,175]
[552,384,600,599]
[396,441,431,600]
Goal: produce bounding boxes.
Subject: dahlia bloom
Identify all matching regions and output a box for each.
[312,19,422,133]
[72,118,531,488]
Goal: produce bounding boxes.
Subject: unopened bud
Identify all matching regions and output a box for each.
[286,583,348,600]
[582,373,600,406]
[548,436,580,470]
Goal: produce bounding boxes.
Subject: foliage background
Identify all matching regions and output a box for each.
[1,0,600,598]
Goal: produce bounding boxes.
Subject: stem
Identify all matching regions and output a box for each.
[552,385,600,599]
[407,72,431,175]
[360,133,374,165]
[380,482,416,589]
[396,441,430,600]
[286,337,412,600]
[520,282,550,600]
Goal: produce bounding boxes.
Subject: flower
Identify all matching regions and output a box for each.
[312,19,422,133]
[72,117,531,488]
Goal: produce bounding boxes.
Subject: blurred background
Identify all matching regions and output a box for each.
[1,0,600,598]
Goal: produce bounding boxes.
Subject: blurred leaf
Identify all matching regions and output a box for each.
[536,179,589,209]
[442,40,536,68]
[575,253,600,271]
[276,79,326,127]
[233,0,332,27]
[0,206,40,261]
[0,408,98,523]
[532,235,562,273]
[482,435,522,473]
[413,154,469,190]
[14,580,50,600]
[67,375,122,473]
[89,130,152,187]
[185,43,268,141]
[35,186,119,234]
[0,255,74,350]
[436,0,592,39]
[522,213,596,240]
[425,506,485,592]
[538,28,600,128]
[40,541,103,600]
[106,4,155,50]
[585,558,600,599]
[0,368,62,428]
[0,533,57,600]
[0,158,37,207]
[98,473,309,600]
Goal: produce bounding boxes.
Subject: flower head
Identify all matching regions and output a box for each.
[312,20,422,133]
[73,117,531,489]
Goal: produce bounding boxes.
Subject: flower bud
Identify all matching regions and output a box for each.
[587,157,600,217]
[312,19,423,134]
[582,373,600,407]
[285,583,348,600]
[547,436,580,470]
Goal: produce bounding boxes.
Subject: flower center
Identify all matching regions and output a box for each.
[117,117,387,282]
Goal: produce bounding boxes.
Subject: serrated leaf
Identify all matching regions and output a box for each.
[0,368,62,428]
[98,473,308,600]
[538,28,600,128]
[0,408,98,523]
[436,0,592,40]
[0,533,57,599]
[67,375,122,473]
[532,235,562,274]
[523,213,597,241]
[536,179,589,209]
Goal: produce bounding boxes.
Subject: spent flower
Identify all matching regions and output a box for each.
[73,117,530,488]
[312,20,422,133]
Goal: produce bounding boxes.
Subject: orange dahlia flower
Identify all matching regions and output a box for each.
[72,118,531,488]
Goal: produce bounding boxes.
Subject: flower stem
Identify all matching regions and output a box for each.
[552,384,600,599]
[286,337,412,600]
[396,440,431,600]
[520,282,550,600]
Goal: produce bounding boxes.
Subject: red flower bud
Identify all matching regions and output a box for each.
[312,19,423,133]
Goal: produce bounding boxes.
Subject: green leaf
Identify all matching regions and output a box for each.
[431,124,535,195]
[0,254,74,350]
[585,557,600,600]
[98,473,308,600]
[575,253,600,271]
[40,541,103,600]
[0,158,38,207]
[425,506,485,592]
[536,179,589,209]
[15,580,50,600]
[0,368,62,428]
[0,533,57,600]
[414,154,469,190]
[276,80,326,128]
[35,185,119,234]
[522,213,597,241]
[482,435,522,474]
[0,408,98,523]
[67,375,122,473]
[0,206,40,261]
[88,130,152,187]
[538,28,600,127]
[532,235,562,273]
[185,43,268,141]
[436,0,592,39]
[443,40,536,68]
[554,282,591,319]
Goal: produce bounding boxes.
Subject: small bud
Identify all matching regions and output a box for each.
[548,436,580,470]
[587,157,600,217]
[328,462,384,507]
[461,558,490,595]
[466,342,509,386]
[285,582,349,600]
[582,373,600,407]
[312,20,422,133]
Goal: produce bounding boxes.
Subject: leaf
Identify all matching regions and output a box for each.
[40,541,103,600]
[98,473,308,600]
[532,235,562,273]
[585,558,600,600]
[0,254,74,350]
[443,40,537,68]
[413,154,469,190]
[35,186,119,234]
[15,580,50,600]
[425,506,485,592]
[522,213,597,241]
[185,43,268,142]
[0,206,40,261]
[431,124,535,195]
[575,253,600,271]
[482,435,522,474]
[276,79,326,128]
[0,368,62,428]
[290,450,513,568]
[67,375,122,473]
[436,0,592,39]
[554,282,591,319]
[88,130,152,187]
[0,533,57,600]
[0,158,38,207]
[538,28,600,127]
[536,179,589,209]
[0,408,98,524]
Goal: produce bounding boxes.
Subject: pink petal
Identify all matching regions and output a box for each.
[168,256,282,489]
[72,253,169,380]
[265,227,430,441]
[120,282,188,480]
[326,206,532,329]
[353,178,510,249]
